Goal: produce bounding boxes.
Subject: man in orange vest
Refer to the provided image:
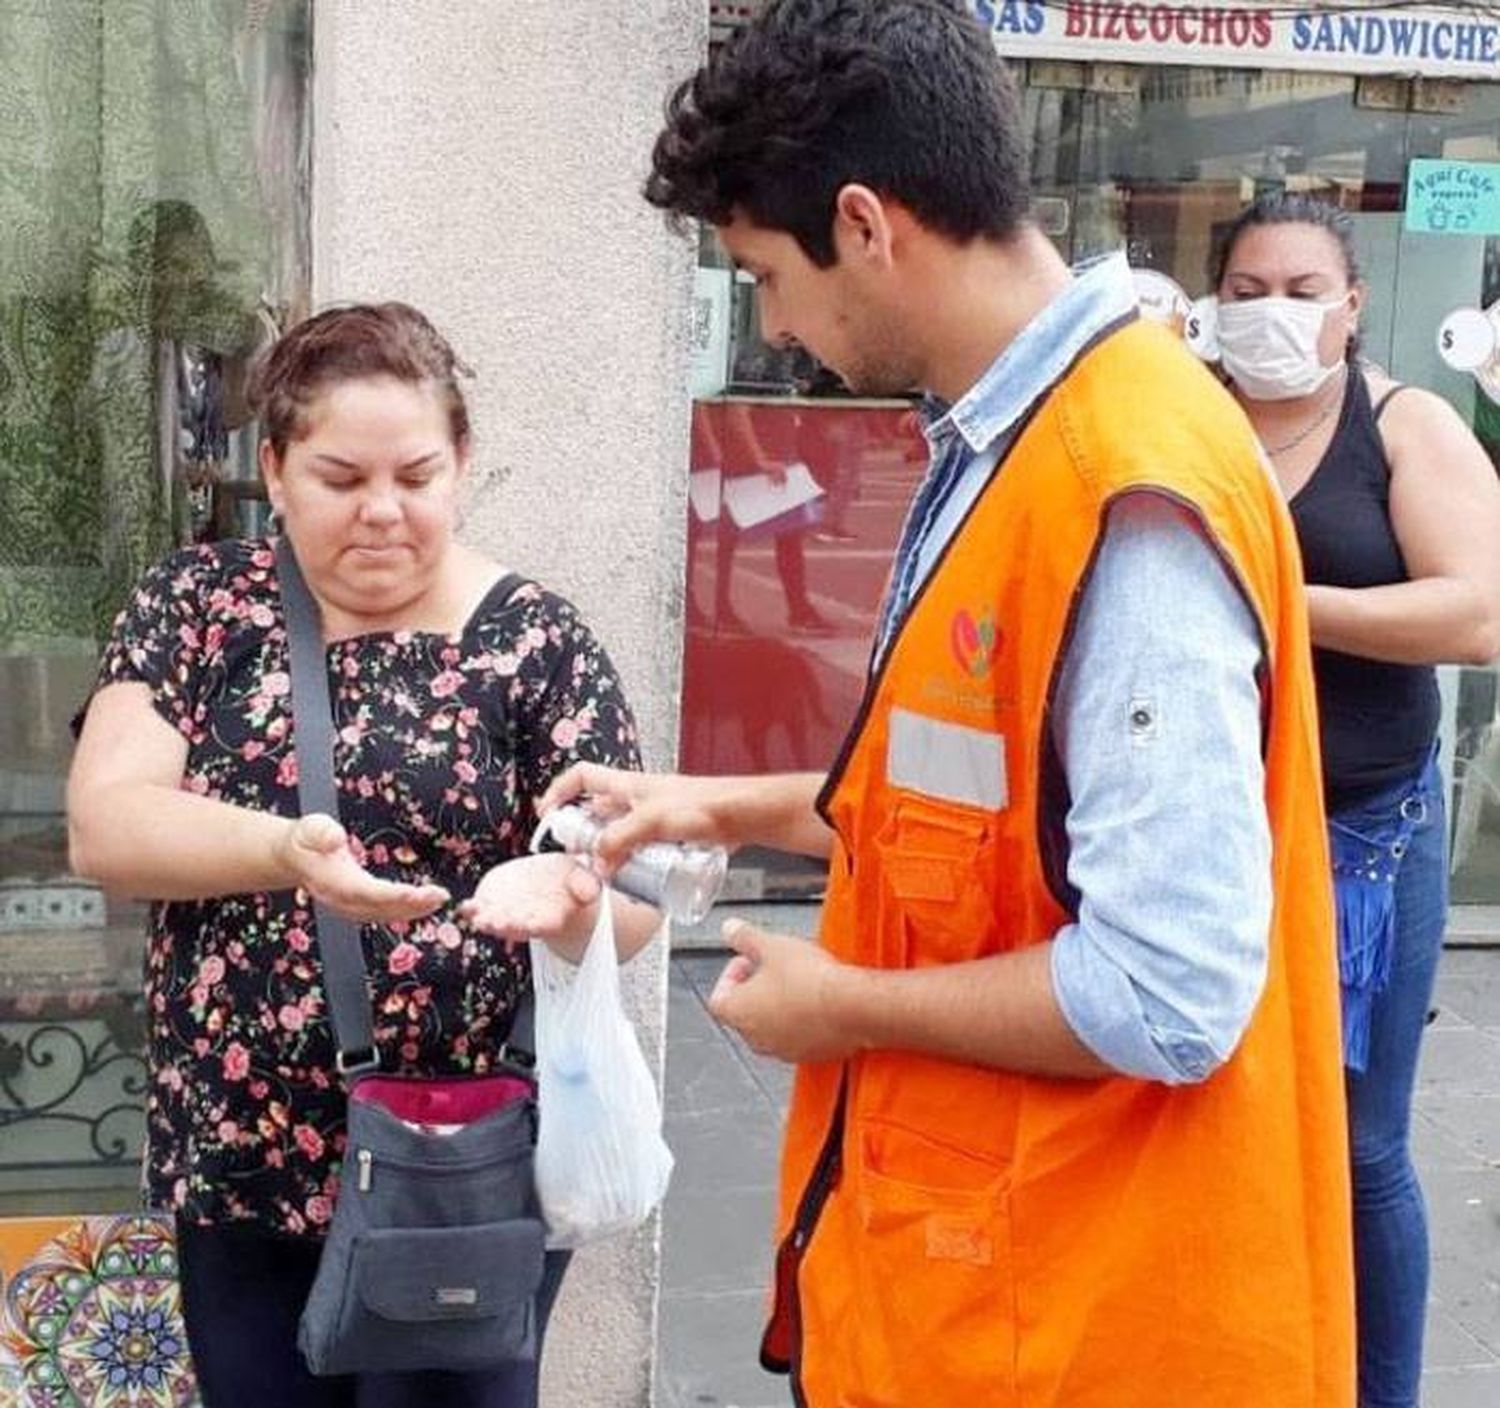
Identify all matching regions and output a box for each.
[543,2,1355,1403]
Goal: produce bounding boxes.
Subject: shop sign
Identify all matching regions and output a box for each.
[972,3,1500,81]
[1405,159,1500,236]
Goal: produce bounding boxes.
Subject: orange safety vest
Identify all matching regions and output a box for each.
[762,318,1354,1407]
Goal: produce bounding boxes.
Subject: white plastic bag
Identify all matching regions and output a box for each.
[529,897,674,1248]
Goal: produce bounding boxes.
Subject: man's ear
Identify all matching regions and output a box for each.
[832,183,897,270]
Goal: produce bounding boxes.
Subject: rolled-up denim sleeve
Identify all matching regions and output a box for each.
[1048,492,1272,1085]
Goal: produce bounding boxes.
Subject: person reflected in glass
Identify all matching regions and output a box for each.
[1213,192,1500,1408]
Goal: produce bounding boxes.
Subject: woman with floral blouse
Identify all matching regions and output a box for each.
[66,302,658,1408]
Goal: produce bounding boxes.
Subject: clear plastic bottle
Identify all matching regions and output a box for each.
[542,805,728,925]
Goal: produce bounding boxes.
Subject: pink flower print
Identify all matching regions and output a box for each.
[294,1124,326,1161]
[430,669,464,698]
[311,1067,330,1090]
[217,1119,240,1145]
[249,1079,269,1100]
[183,773,210,795]
[343,654,360,678]
[339,723,363,746]
[459,707,479,728]
[157,1065,184,1092]
[266,716,289,741]
[251,547,274,568]
[306,1195,334,1226]
[388,941,422,976]
[223,1042,251,1081]
[550,716,581,750]
[189,983,209,1010]
[492,652,519,677]
[278,1003,306,1032]
[241,740,266,762]
[400,1041,420,1063]
[440,645,460,666]
[198,955,226,986]
[250,604,275,629]
[194,1037,211,1058]
[286,926,312,953]
[204,622,226,653]
[276,753,300,788]
[266,1147,285,1168]
[436,922,462,950]
[178,623,201,650]
[454,759,479,785]
[262,671,291,698]
[173,1179,189,1208]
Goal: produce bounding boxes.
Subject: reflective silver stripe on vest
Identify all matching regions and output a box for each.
[886,707,1007,810]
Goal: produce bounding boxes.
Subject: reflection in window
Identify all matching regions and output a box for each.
[0,0,311,1214]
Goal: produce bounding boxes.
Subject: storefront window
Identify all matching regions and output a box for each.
[0,0,311,1217]
[683,14,1500,911]
[1012,61,1500,904]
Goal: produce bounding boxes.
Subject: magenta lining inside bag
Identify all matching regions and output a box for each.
[350,1074,533,1127]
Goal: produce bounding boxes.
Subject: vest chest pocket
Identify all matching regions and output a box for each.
[873,795,1005,966]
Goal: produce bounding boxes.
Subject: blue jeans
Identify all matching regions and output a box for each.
[1334,758,1447,1408]
[176,1217,569,1408]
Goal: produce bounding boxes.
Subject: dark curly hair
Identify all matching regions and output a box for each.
[247,302,472,457]
[645,0,1030,267]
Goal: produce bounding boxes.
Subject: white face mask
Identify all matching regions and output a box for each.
[1215,295,1348,401]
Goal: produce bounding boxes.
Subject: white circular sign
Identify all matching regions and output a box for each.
[1131,268,1190,333]
[1436,307,1497,372]
[1183,295,1220,363]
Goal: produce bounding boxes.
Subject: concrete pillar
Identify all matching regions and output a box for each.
[312,3,705,1402]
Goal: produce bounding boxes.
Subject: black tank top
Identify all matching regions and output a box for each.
[1289,371,1439,809]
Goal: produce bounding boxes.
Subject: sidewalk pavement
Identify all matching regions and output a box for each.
[657,906,1500,1408]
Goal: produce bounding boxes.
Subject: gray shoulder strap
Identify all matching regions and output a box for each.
[276,538,379,1075]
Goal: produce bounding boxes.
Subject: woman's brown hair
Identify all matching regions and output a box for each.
[248,302,472,456]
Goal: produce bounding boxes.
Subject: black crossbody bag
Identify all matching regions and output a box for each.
[276,538,548,1377]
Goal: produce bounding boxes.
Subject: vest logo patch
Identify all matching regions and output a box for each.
[924,1215,993,1267]
[949,607,998,679]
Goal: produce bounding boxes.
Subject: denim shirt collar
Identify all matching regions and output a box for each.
[922,251,1138,456]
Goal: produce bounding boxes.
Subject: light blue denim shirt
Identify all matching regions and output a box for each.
[880,252,1272,1084]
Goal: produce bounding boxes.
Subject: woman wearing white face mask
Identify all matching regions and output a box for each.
[1212,193,1500,1408]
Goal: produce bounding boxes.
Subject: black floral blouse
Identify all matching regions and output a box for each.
[84,539,640,1238]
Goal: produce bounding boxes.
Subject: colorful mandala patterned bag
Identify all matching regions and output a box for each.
[277,540,548,1376]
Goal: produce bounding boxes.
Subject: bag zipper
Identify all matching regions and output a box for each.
[353,1142,529,1193]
